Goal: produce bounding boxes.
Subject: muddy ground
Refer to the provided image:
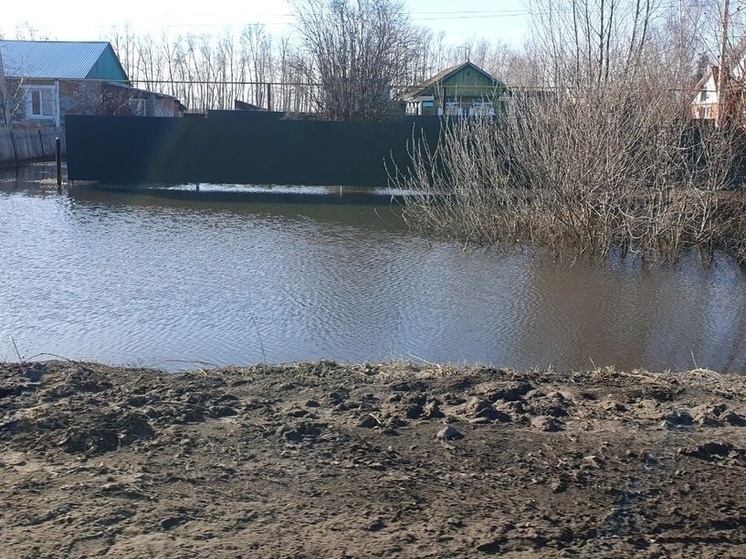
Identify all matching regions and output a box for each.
[1,360,746,558]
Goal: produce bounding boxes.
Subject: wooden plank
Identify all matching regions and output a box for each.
[0,126,65,167]
[0,129,14,162]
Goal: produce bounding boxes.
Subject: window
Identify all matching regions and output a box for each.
[129,98,147,116]
[23,86,55,119]
[439,101,463,116]
[470,101,495,116]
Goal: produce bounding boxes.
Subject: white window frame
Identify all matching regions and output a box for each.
[22,85,57,120]
[470,100,495,116]
[129,98,147,116]
[439,101,463,116]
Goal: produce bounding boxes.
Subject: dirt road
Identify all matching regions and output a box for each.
[2,360,746,558]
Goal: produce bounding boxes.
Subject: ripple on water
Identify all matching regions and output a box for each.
[2,184,746,372]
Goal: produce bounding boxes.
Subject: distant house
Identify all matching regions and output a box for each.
[402,61,508,116]
[692,65,725,121]
[691,40,746,123]
[0,40,184,128]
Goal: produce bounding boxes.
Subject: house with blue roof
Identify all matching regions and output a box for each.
[0,40,184,128]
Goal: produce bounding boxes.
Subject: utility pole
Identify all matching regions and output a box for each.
[717,0,730,127]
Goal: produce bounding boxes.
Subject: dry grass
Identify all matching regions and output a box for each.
[397,88,746,263]
[396,0,746,264]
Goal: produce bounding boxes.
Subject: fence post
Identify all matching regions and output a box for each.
[10,128,18,168]
[56,137,62,188]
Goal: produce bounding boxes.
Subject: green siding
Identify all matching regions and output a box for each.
[404,62,507,115]
[420,67,503,98]
[85,45,129,82]
[442,67,499,98]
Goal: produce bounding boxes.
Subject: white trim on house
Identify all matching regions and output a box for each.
[405,95,434,115]
[692,68,723,121]
[439,100,464,116]
[54,80,60,127]
[21,84,57,121]
[692,39,746,122]
[129,97,147,116]
[470,100,496,116]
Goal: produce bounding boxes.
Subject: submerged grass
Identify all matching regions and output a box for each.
[395,84,746,265]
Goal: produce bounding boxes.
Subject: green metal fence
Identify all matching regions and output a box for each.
[66,111,442,187]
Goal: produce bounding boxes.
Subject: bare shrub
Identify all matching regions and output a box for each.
[398,0,746,263]
[399,88,746,261]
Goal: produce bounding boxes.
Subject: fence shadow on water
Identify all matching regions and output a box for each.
[65,111,442,188]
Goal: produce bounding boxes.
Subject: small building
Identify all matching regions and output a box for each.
[401,61,508,116]
[692,66,723,121]
[691,39,746,123]
[0,40,184,129]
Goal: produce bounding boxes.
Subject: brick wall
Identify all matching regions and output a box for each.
[59,79,104,123]
[7,78,182,128]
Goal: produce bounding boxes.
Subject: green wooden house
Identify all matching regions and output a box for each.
[402,61,507,116]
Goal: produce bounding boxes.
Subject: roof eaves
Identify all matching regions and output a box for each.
[0,40,124,80]
[402,61,505,99]
[402,62,469,99]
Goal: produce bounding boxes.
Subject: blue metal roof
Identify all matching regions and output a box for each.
[0,40,129,81]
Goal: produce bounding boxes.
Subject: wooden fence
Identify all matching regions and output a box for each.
[0,127,66,168]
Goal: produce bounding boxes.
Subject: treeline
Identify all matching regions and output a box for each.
[101,0,729,115]
[3,1,728,116]
[105,17,531,113]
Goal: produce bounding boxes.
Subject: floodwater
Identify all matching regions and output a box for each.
[2,163,746,373]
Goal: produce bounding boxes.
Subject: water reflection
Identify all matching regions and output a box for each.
[1,166,746,373]
[514,255,746,372]
[0,162,64,193]
[67,184,408,230]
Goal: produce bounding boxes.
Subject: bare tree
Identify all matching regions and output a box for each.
[526,0,661,88]
[240,25,273,108]
[290,0,419,120]
[109,23,137,81]
[14,23,48,41]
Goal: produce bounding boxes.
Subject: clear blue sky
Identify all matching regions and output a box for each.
[1,0,531,48]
